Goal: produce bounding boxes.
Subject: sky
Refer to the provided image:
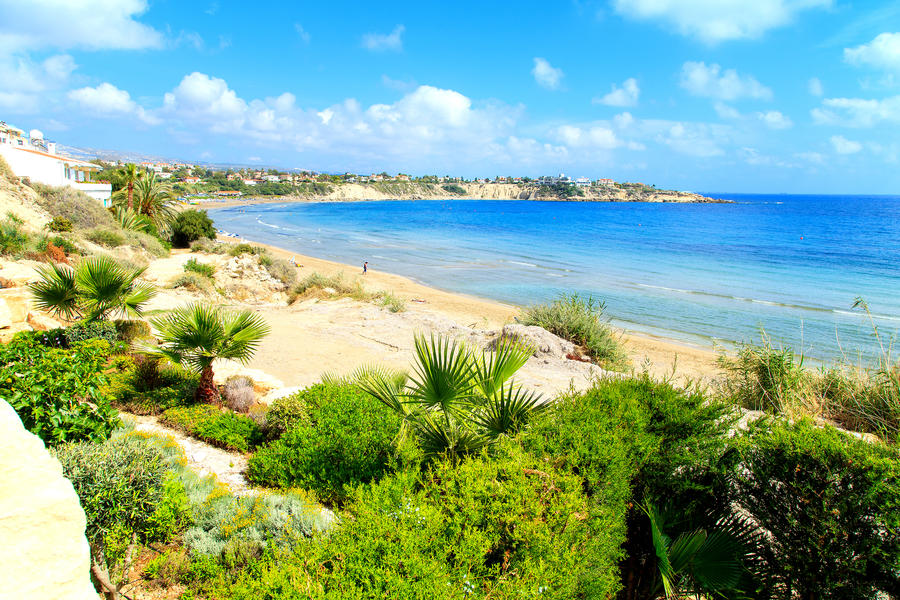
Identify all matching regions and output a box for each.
[1,0,900,193]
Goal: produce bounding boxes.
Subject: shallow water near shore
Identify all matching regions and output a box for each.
[209,194,900,363]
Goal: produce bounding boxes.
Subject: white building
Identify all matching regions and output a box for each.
[574,177,592,188]
[0,122,112,205]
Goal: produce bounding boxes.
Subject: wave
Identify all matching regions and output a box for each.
[832,309,900,323]
[635,283,851,314]
[508,260,538,268]
[256,218,281,229]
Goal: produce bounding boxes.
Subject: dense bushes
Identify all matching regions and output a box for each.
[172,209,215,247]
[521,293,628,369]
[47,216,73,232]
[735,419,900,599]
[248,384,400,503]
[104,355,197,415]
[1,333,121,444]
[441,183,467,195]
[162,405,263,452]
[86,227,126,247]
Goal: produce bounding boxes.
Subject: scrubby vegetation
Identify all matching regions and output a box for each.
[183,257,216,278]
[442,183,467,195]
[161,405,263,452]
[172,209,215,247]
[521,292,628,369]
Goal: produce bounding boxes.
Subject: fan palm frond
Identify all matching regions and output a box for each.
[473,336,535,401]
[28,262,78,320]
[113,206,152,232]
[407,333,477,413]
[473,384,546,437]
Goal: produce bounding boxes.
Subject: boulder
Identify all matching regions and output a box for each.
[0,400,96,600]
[0,288,30,323]
[488,324,577,360]
[26,312,62,332]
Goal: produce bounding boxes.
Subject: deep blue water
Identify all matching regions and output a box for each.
[208,194,900,362]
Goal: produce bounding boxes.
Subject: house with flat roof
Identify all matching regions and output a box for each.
[0,122,112,205]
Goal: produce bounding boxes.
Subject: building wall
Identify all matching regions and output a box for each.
[0,145,112,204]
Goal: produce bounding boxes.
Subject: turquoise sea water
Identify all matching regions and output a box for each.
[208,195,900,362]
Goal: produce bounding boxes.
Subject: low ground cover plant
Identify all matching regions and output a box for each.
[521,292,628,369]
[86,227,126,248]
[161,404,263,452]
[184,257,216,278]
[104,355,198,415]
[248,383,400,503]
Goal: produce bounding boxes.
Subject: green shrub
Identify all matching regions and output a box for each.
[170,272,213,292]
[132,230,168,257]
[184,491,329,560]
[521,293,627,369]
[441,183,467,195]
[288,271,372,303]
[31,182,117,229]
[264,391,312,439]
[228,243,266,257]
[172,210,215,247]
[47,216,73,232]
[218,445,613,599]
[114,319,151,344]
[520,375,737,599]
[184,257,216,278]
[0,217,29,256]
[49,234,79,254]
[190,239,228,254]
[377,290,406,313]
[64,320,119,345]
[734,419,900,599]
[1,335,121,445]
[718,336,806,413]
[86,227,125,247]
[162,405,263,452]
[264,258,297,287]
[145,472,194,543]
[247,384,400,503]
[55,434,167,594]
[104,358,198,416]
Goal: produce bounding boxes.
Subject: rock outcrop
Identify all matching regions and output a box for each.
[488,324,578,360]
[216,255,287,304]
[0,400,96,600]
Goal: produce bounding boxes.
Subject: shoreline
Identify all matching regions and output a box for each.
[216,234,724,383]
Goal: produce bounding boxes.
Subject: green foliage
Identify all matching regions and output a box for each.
[263,390,312,439]
[521,293,628,369]
[184,491,329,560]
[131,230,169,257]
[29,255,156,321]
[377,290,406,313]
[145,473,194,543]
[49,234,78,254]
[0,216,29,256]
[228,243,266,257]
[55,434,166,592]
[718,336,806,413]
[86,227,125,247]
[248,384,400,503]
[47,216,73,232]
[190,238,229,254]
[734,419,900,599]
[289,271,372,303]
[357,334,547,460]
[103,355,197,415]
[170,272,213,292]
[172,209,216,247]
[161,405,263,452]
[216,445,616,599]
[1,335,121,445]
[184,257,215,278]
[31,182,117,229]
[112,206,153,233]
[441,183,467,195]
[114,318,152,344]
[64,320,119,344]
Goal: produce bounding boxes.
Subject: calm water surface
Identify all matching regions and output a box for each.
[209,194,900,362]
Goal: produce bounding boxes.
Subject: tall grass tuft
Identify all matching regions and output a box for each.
[184,257,216,278]
[520,293,628,369]
[289,272,373,303]
[377,291,406,313]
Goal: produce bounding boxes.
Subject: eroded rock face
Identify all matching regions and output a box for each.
[217,255,287,304]
[488,324,577,360]
[0,400,96,600]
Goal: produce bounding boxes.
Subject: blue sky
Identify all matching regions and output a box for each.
[2,1,900,193]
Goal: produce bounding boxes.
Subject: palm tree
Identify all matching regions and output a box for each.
[131,172,178,235]
[121,163,142,210]
[355,333,547,460]
[112,205,153,233]
[29,256,156,322]
[149,303,270,404]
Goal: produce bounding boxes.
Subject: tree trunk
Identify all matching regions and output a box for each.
[196,364,220,404]
[127,181,133,210]
[90,561,118,600]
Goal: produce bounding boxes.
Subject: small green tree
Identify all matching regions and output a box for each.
[171,209,215,247]
[149,303,270,404]
[29,255,156,321]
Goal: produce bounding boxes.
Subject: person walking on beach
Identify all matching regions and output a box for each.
[363,261,368,275]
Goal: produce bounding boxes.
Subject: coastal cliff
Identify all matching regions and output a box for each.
[274,182,727,204]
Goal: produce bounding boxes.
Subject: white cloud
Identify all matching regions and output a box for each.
[830,135,862,154]
[68,82,159,124]
[532,58,564,90]
[361,25,404,52]
[0,53,76,112]
[554,125,620,149]
[0,0,163,52]
[808,77,823,96]
[812,95,900,127]
[294,23,311,45]
[714,102,742,119]
[844,32,900,72]
[611,0,832,44]
[593,78,640,107]
[163,72,248,127]
[756,110,793,129]
[680,61,772,101]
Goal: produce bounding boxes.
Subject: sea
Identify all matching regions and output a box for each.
[208,194,900,363]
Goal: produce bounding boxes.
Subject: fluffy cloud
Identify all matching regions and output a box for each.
[808,77,823,96]
[611,0,832,44]
[830,135,862,154]
[593,78,640,107]
[532,58,563,90]
[844,32,900,72]
[756,110,793,129]
[812,96,900,127]
[0,53,76,112]
[0,0,163,52]
[554,125,620,149]
[294,23,311,45]
[680,61,772,101]
[361,25,405,52]
[68,82,158,124]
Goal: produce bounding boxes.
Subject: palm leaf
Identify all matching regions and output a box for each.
[407,333,477,415]
[473,383,546,437]
[473,336,535,401]
[28,262,78,320]
[413,412,488,459]
[645,500,678,599]
[219,309,271,362]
